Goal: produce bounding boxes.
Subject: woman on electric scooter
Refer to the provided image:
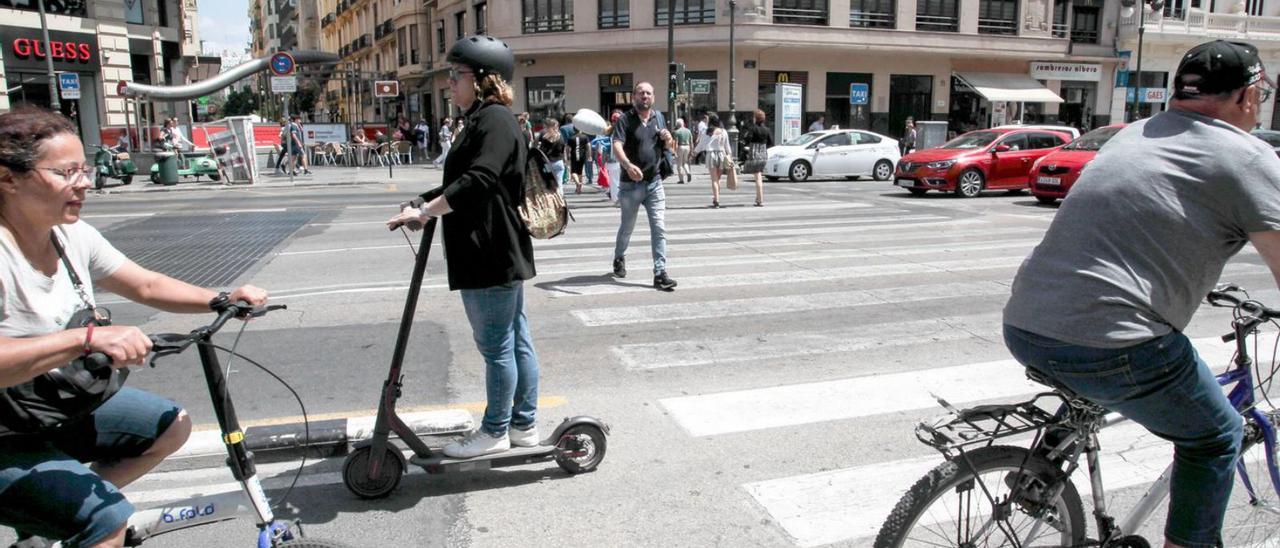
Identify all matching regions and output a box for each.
[0,107,268,548]
[386,36,541,460]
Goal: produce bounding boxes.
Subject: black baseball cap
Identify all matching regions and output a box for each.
[1173,40,1275,98]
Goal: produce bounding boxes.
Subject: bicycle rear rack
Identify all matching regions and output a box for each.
[915,393,1067,457]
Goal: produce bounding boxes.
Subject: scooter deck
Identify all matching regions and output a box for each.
[409,444,557,473]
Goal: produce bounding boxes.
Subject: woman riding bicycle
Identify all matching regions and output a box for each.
[0,107,267,548]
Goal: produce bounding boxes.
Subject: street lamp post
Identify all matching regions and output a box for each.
[727,1,739,161]
[1122,0,1164,122]
[36,0,59,112]
[667,0,676,128]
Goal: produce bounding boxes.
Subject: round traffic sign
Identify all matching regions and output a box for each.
[269,52,296,76]
[116,80,128,96]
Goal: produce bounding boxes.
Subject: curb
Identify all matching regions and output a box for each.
[173,409,474,461]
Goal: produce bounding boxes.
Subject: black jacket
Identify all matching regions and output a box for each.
[421,102,535,290]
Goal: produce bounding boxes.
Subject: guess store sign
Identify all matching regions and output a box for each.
[0,26,99,72]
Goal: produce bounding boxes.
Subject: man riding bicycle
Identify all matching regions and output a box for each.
[1004,40,1280,547]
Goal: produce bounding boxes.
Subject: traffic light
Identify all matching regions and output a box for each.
[668,62,685,97]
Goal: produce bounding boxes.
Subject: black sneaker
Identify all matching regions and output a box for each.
[654,272,677,291]
[612,258,626,278]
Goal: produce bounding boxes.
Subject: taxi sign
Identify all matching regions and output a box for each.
[58,72,80,100]
[269,52,296,76]
[374,80,400,98]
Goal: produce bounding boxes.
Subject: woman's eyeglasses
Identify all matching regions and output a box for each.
[448,68,473,83]
[38,165,95,184]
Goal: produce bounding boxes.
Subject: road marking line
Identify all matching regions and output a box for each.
[81,212,156,219]
[575,281,1011,326]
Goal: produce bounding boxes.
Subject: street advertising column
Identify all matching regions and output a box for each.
[205,116,257,184]
[774,83,803,144]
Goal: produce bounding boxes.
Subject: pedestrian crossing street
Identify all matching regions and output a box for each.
[127,180,1280,546]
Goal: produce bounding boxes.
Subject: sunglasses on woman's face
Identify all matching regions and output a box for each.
[448,68,474,83]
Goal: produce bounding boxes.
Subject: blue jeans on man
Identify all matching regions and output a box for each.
[459,281,539,435]
[1003,324,1243,547]
[614,178,667,275]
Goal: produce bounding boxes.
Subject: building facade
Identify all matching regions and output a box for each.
[1112,0,1280,127]
[316,0,431,126]
[0,0,202,148]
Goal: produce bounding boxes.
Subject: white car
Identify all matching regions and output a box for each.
[764,129,901,182]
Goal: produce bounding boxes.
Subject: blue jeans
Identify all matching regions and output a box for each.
[1003,325,1243,548]
[549,160,566,194]
[0,388,182,547]
[459,281,539,435]
[613,178,668,275]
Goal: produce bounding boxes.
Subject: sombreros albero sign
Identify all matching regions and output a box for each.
[0,26,100,72]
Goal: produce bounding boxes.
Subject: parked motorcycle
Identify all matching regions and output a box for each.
[93,143,136,189]
[149,143,223,184]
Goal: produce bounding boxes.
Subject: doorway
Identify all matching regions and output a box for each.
[889,74,933,140]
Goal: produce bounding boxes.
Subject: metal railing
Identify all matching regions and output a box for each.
[977,17,1018,34]
[773,7,830,25]
[1051,21,1069,37]
[850,9,896,28]
[599,10,631,28]
[655,6,716,25]
[522,14,574,33]
[375,20,394,40]
[1070,28,1099,42]
[1120,8,1280,39]
[916,14,959,31]
[322,13,336,28]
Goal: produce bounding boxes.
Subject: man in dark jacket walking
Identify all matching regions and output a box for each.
[611,81,677,291]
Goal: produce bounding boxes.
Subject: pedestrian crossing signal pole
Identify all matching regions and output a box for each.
[667,0,676,130]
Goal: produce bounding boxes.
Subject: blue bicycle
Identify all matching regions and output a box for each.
[876,285,1280,547]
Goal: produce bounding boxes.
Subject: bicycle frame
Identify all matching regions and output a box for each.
[122,311,293,547]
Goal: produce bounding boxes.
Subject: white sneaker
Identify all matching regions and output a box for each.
[509,426,539,448]
[442,430,509,459]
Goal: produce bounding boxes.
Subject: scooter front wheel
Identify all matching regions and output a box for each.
[342,445,404,499]
[554,424,607,474]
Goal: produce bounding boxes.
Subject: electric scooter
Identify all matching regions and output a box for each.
[340,216,609,499]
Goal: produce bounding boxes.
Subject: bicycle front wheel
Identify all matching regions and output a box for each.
[1223,412,1280,546]
[875,445,1086,548]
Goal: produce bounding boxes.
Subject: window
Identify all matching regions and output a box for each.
[269,23,276,39]
[1028,133,1062,149]
[655,0,715,25]
[1071,6,1100,43]
[774,0,829,25]
[125,0,145,24]
[916,0,959,31]
[410,24,420,64]
[526,76,567,123]
[999,134,1028,150]
[524,0,574,33]
[0,1,86,16]
[854,132,881,144]
[456,11,466,38]
[978,0,1018,34]
[476,2,488,34]
[817,133,851,147]
[397,28,407,66]
[374,3,379,22]
[850,0,895,28]
[599,0,630,28]
[685,70,718,121]
[437,20,446,54]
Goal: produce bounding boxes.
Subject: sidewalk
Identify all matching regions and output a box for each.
[100,162,443,194]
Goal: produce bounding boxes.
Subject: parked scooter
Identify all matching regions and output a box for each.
[93,143,136,189]
[149,143,224,184]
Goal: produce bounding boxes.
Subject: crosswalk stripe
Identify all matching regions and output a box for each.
[575,281,1012,326]
[743,423,1168,547]
[562,200,875,219]
[622,313,1003,372]
[558,213,949,237]
[535,216,985,248]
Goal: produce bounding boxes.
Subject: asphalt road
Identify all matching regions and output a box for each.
[4,168,1276,547]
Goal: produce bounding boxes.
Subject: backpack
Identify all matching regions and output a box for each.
[517,144,573,239]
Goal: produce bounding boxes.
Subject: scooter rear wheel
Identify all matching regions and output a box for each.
[554,424,607,474]
[342,445,404,499]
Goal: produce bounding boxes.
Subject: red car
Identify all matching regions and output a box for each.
[1028,124,1126,205]
[894,128,1073,197]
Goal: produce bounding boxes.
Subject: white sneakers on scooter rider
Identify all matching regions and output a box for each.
[509,425,539,448]
[443,429,509,459]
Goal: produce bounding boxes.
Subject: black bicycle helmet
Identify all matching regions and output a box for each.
[446,35,515,82]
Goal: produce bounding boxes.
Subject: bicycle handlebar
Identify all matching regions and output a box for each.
[81,302,285,372]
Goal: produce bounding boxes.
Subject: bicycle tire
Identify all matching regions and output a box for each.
[874,445,1086,548]
[1222,413,1280,545]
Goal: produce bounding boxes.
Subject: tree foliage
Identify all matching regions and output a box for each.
[222,88,259,117]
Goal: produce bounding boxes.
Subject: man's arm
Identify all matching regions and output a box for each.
[613,140,642,182]
[1250,231,1280,287]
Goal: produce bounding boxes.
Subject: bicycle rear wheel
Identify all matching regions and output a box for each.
[875,445,1086,548]
[1222,412,1280,546]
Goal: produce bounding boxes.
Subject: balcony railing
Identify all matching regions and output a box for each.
[411,50,420,64]
[599,10,630,28]
[1051,21,1069,37]
[398,53,406,66]
[977,17,1018,34]
[655,7,716,25]
[322,13,335,28]
[1121,8,1280,40]
[523,14,574,33]
[850,8,896,28]
[375,19,394,40]
[340,44,350,57]
[1071,28,1099,42]
[773,7,830,25]
[358,33,371,49]
[916,14,959,32]
[336,0,349,16]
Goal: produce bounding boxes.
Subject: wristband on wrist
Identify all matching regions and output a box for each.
[82,324,94,356]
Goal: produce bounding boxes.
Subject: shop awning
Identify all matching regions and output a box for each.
[953,72,1064,103]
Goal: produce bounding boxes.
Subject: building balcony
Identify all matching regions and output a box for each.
[977,17,1019,35]
[322,13,336,28]
[375,19,395,40]
[1121,8,1280,42]
[773,7,829,25]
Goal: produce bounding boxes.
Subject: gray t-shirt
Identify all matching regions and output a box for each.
[1004,109,1280,348]
[0,222,126,338]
